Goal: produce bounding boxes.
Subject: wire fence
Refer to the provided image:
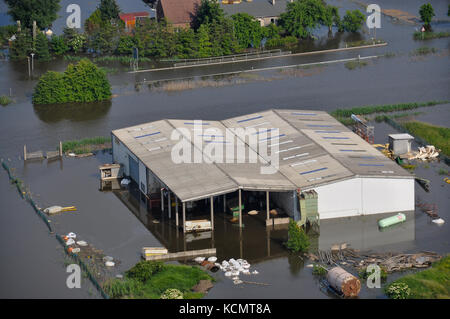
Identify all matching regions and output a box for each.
[55,234,110,299]
[1,159,109,299]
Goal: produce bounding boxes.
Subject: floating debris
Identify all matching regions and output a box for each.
[44,206,77,215]
[76,240,88,246]
[432,218,445,225]
[248,210,258,215]
[408,145,440,161]
[311,246,441,273]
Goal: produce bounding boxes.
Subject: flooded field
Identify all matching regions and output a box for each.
[0,0,448,299]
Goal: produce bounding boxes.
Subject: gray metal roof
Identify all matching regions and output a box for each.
[220,0,288,18]
[112,109,413,202]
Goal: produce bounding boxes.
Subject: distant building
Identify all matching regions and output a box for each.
[221,0,291,27]
[156,0,202,28]
[119,12,151,31]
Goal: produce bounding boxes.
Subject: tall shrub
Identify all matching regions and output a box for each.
[32,59,111,104]
[285,219,310,253]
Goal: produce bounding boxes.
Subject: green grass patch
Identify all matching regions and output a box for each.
[103,261,213,299]
[64,55,153,65]
[374,111,424,123]
[344,60,368,70]
[345,39,385,47]
[410,47,437,56]
[438,168,448,175]
[413,31,450,40]
[312,264,327,276]
[0,95,13,106]
[402,121,450,157]
[385,255,450,299]
[62,136,111,154]
[330,100,448,125]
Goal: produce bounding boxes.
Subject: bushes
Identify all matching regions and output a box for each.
[0,95,13,106]
[341,10,365,32]
[33,59,111,105]
[385,255,450,299]
[402,121,450,156]
[104,262,213,299]
[386,282,411,299]
[285,219,310,253]
[265,36,298,49]
[126,261,165,282]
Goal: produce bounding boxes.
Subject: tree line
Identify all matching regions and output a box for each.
[2,0,369,62]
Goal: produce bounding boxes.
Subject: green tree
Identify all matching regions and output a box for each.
[419,3,435,30]
[33,59,111,104]
[63,27,86,52]
[192,0,224,30]
[279,0,326,38]
[116,35,137,55]
[9,28,32,60]
[50,35,69,56]
[87,23,122,54]
[32,71,66,104]
[84,9,105,35]
[322,5,341,33]
[35,32,51,61]
[99,0,121,22]
[196,23,212,58]
[175,29,198,58]
[285,219,310,253]
[341,10,365,32]
[5,0,60,29]
[231,13,264,49]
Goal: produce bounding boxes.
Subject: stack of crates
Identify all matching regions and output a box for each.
[297,190,320,231]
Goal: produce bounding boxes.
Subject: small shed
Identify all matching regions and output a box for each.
[99,163,122,180]
[388,134,414,155]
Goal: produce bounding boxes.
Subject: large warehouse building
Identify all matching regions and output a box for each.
[111,109,415,231]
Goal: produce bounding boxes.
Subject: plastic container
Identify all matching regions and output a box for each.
[378,213,406,228]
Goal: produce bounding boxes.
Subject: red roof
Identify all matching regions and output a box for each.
[119,12,150,23]
[160,0,201,25]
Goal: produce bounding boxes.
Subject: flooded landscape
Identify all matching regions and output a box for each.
[0,0,449,301]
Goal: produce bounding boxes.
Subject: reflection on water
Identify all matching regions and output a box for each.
[110,181,416,264]
[33,100,112,123]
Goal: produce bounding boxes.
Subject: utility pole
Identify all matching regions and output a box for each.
[30,53,35,73]
[27,56,31,78]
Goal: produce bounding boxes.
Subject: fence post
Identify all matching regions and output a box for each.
[59,141,62,157]
[24,145,27,161]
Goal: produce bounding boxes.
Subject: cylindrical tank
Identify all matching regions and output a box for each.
[326,267,361,297]
[378,213,406,228]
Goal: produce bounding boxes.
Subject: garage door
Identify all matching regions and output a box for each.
[129,156,139,184]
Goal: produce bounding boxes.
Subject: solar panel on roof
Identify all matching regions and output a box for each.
[237,115,263,123]
[135,132,160,139]
[300,167,328,175]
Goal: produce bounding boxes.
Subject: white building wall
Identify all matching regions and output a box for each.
[313,177,414,220]
[361,178,415,215]
[112,135,130,176]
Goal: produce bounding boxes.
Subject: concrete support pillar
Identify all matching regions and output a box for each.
[168,190,171,219]
[182,202,186,233]
[238,189,242,228]
[266,191,270,221]
[223,194,226,212]
[210,196,214,230]
[175,197,179,227]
